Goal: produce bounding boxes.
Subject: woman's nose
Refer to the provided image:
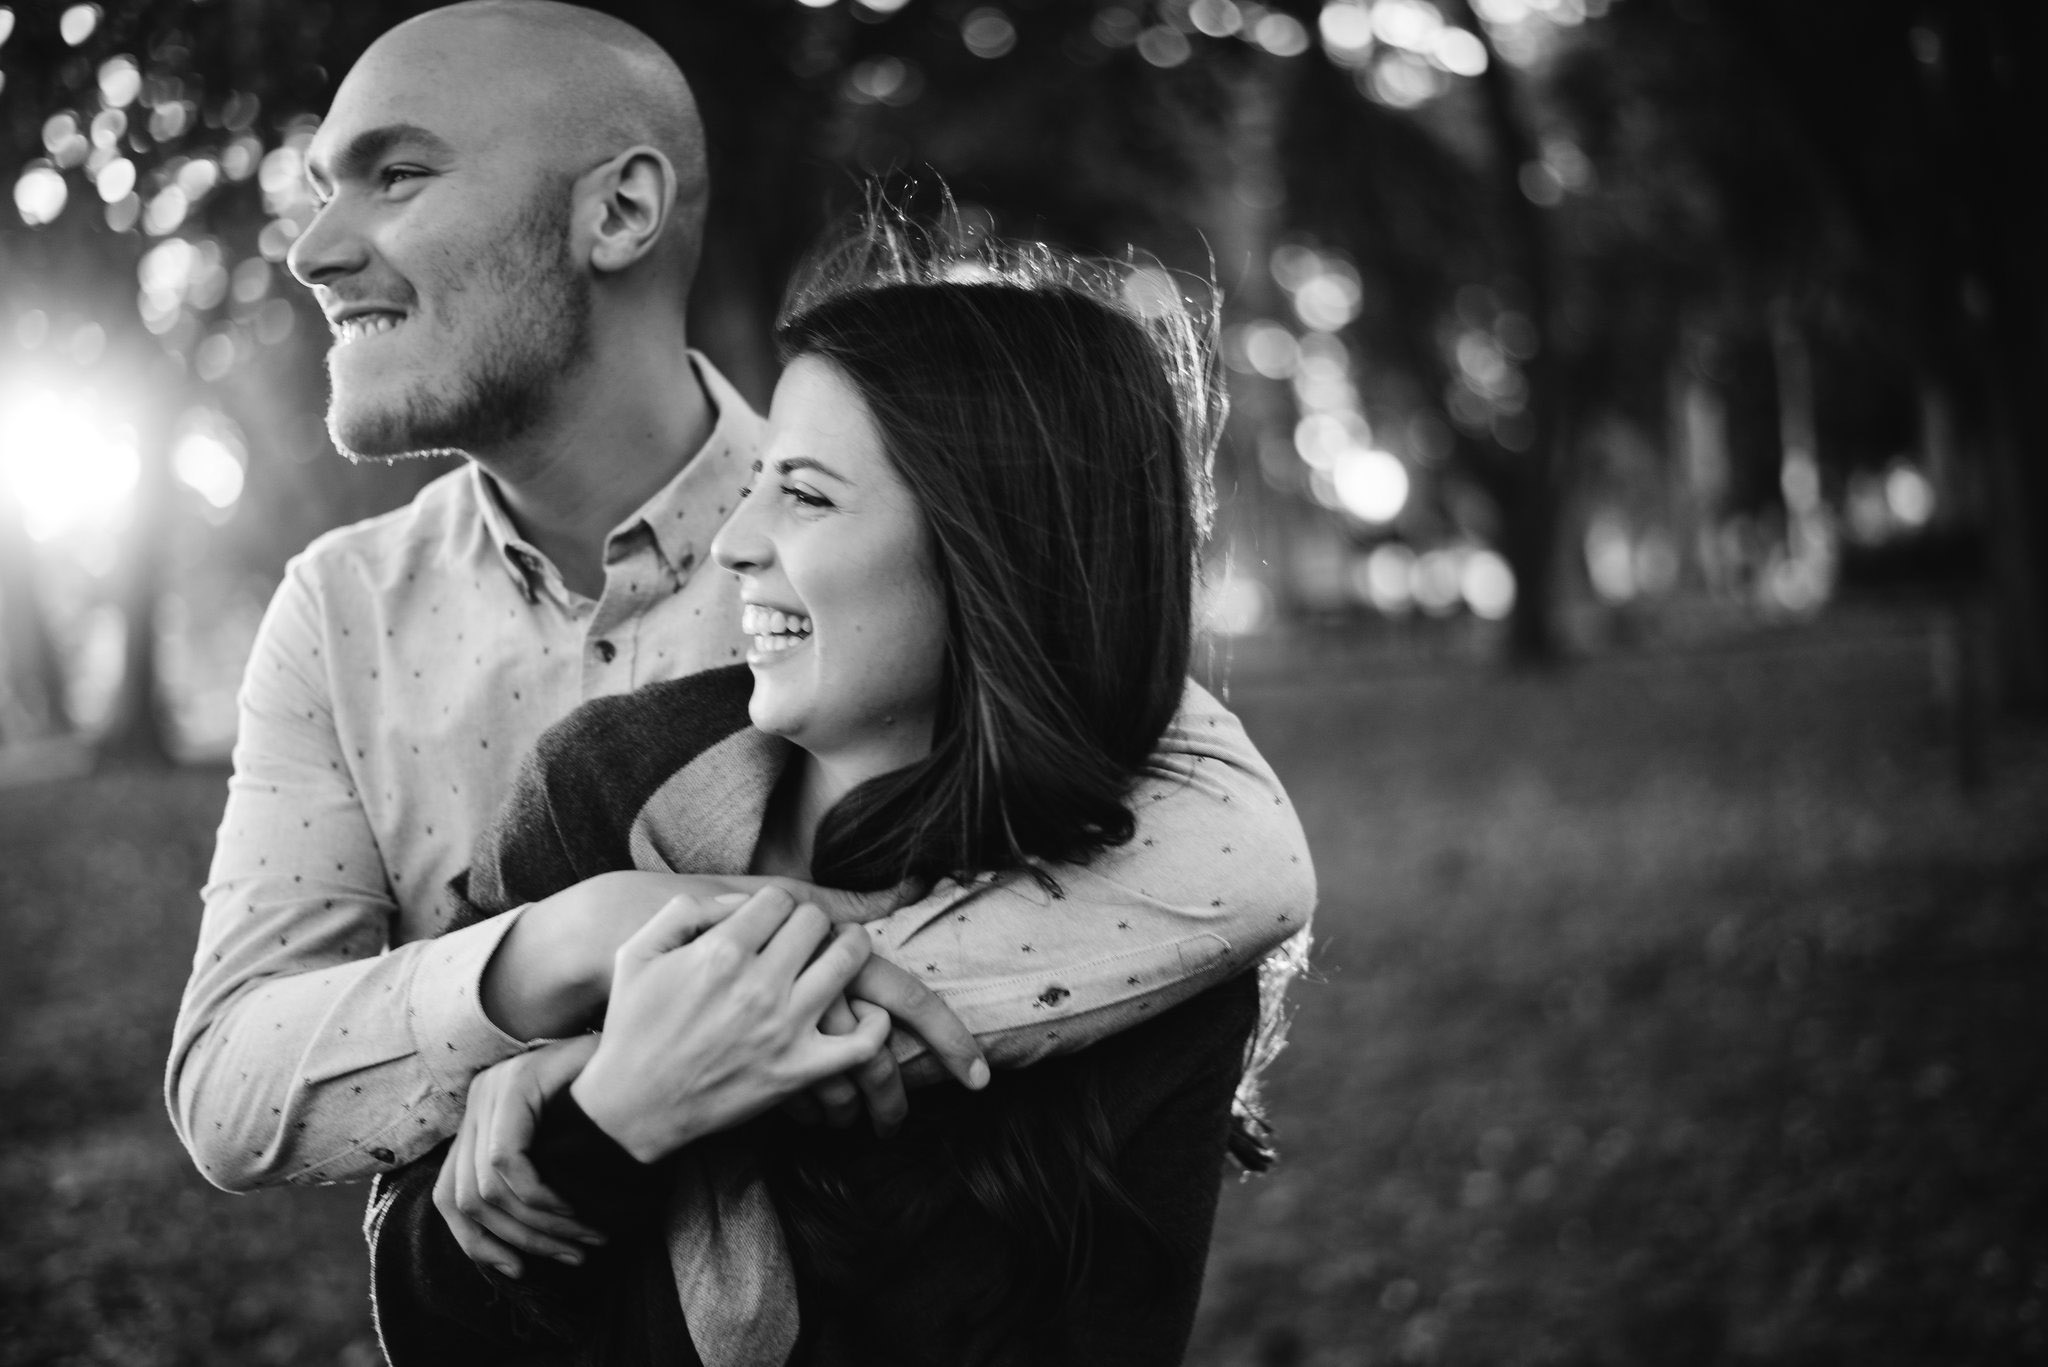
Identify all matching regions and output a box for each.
[711,488,774,574]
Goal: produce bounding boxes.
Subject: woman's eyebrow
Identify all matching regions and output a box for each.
[775,456,852,484]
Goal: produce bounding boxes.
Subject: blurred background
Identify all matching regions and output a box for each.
[2,0,2045,1363]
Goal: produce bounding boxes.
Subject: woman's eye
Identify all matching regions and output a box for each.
[785,484,832,510]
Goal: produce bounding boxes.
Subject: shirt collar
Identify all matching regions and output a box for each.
[471,351,766,602]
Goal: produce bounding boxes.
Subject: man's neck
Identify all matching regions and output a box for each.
[478,334,714,599]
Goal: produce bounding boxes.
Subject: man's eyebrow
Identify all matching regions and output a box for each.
[307,123,454,187]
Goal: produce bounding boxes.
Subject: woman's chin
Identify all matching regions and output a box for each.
[746,694,803,741]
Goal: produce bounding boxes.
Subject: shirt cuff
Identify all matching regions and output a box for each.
[405,908,534,1097]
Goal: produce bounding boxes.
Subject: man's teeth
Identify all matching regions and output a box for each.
[741,604,812,650]
[335,314,402,343]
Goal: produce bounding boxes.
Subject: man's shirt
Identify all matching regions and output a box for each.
[167,354,1315,1191]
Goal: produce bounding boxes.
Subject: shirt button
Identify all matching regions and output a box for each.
[594,639,617,663]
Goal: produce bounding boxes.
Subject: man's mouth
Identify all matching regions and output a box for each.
[741,603,813,655]
[332,311,406,345]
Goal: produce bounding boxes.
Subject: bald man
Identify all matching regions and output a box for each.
[168,0,1310,1239]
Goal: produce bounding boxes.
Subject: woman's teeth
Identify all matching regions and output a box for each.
[741,604,812,653]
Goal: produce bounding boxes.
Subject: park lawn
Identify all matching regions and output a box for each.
[3,613,2044,1365]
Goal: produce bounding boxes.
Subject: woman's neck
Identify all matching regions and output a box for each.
[751,748,907,880]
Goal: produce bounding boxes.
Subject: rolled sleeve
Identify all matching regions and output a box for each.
[865,678,1316,1073]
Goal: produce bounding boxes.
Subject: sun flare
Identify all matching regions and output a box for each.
[0,385,140,542]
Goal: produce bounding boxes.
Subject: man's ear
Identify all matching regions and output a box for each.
[579,146,676,274]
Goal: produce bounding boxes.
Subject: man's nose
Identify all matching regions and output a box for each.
[286,196,369,290]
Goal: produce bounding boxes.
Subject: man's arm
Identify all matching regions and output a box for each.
[166,560,532,1191]
[863,678,1315,1078]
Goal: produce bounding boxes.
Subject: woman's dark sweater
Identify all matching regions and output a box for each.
[366,666,1257,1366]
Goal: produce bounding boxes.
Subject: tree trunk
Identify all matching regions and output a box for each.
[0,498,73,742]
[1203,58,1299,630]
[1947,0,2048,708]
[96,374,176,768]
[1452,0,1565,666]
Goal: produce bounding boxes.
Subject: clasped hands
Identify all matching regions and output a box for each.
[446,878,989,1277]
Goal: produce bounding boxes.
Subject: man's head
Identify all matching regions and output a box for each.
[289,1,707,461]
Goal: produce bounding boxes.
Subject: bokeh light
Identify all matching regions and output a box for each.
[1585,512,1636,603]
[1432,27,1489,75]
[1361,543,1416,614]
[43,113,89,167]
[95,157,135,203]
[98,55,142,108]
[1137,25,1192,66]
[1332,447,1410,523]
[1460,548,1516,619]
[1319,1,1376,63]
[15,164,69,226]
[144,186,190,237]
[1240,321,1299,379]
[1252,12,1310,57]
[1204,570,1273,636]
[173,427,245,511]
[0,386,139,542]
[1885,463,1934,527]
[59,3,99,46]
[961,8,1017,59]
[1189,0,1244,39]
[1373,0,1445,52]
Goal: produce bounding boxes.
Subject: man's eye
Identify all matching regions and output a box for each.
[380,166,426,188]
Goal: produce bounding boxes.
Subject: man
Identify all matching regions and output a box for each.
[169,0,1309,1256]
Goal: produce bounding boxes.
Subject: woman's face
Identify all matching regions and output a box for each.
[711,356,948,775]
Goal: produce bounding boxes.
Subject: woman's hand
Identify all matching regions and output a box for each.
[433,1035,605,1280]
[570,886,894,1163]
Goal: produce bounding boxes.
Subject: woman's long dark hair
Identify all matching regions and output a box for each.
[764,213,1238,1341]
[788,274,1218,892]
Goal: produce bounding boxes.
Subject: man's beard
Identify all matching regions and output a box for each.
[326,193,592,462]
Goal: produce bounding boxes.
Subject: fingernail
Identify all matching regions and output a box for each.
[555,1250,583,1266]
[577,1233,607,1246]
[494,1262,521,1279]
[714,893,749,906]
[968,1059,991,1090]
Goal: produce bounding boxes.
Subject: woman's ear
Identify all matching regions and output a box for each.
[579,146,677,274]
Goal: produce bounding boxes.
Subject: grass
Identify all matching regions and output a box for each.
[4,610,2045,1365]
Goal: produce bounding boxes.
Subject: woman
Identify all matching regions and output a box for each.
[370,220,1309,1365]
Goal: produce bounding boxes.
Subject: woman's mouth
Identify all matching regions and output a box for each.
[741,603,813,657]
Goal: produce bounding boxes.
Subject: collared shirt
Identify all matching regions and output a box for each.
[167,353,1316,1191]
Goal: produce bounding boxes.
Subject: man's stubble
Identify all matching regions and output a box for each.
[326,189,592,463]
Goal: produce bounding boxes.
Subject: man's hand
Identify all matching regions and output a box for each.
[793,956,991,1135]
[434,1035,604,1280]
[569,887,896,1163]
